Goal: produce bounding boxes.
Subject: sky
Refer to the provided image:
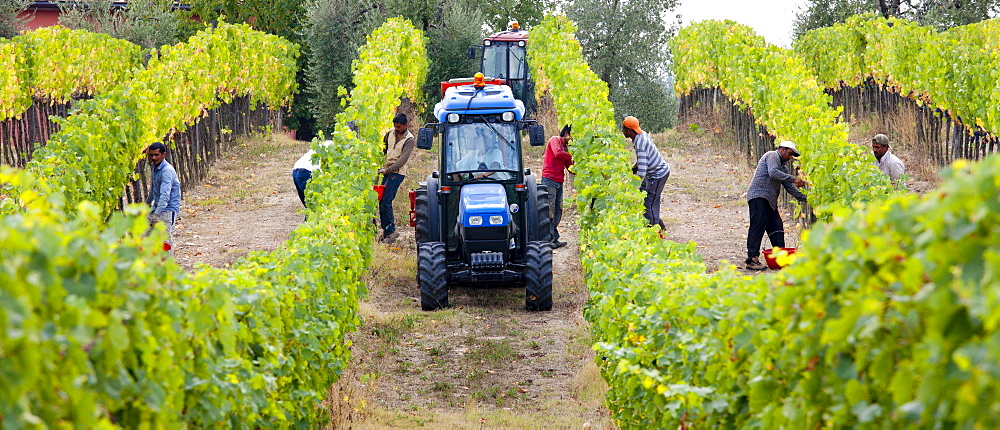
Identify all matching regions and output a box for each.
[673,0,809,48]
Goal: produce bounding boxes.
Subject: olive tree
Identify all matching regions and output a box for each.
[565,0,680,132]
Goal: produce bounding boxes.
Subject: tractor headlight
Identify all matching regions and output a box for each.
[447,113,460,123]
[489,215,503,225]
[469,216,483,226]
[483,40,492,46]
[518,40,526,47]
[501,111,514,122]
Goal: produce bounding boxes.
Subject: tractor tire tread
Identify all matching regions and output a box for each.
[418,242,448,311]
[524,241,553,311]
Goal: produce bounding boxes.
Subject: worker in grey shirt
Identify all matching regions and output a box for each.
[145,141,181,254]
[871,134,905,182]
[744,141,807,270]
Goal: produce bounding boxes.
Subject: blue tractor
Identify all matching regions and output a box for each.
[410,74,552,311]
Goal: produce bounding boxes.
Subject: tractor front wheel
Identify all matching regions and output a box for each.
[524,241,553,311]
[418,242,449,311]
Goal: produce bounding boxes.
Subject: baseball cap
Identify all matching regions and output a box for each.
[872,134,889,145]
[622,116,643,134]
[777,141,800,156]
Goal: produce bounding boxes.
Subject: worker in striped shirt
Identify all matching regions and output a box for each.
[622,116,670,229]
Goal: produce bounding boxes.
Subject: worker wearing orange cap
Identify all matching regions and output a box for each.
[622,116,670,229]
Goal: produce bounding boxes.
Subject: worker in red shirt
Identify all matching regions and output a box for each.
[541,125,573,249]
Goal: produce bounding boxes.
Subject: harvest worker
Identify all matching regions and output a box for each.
[871,133,905,182]
[145,142,181,254]
[744,141,808,271]
[622,116,670,230]
[542,125,573,249]
[378,113,415,244]
[291,140,334,209]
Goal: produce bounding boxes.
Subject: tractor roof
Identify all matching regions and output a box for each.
[434,83,525,122]
[484,29,529,42]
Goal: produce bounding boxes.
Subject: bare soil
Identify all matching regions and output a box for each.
[177,126,807,429]
[171,135,310,271]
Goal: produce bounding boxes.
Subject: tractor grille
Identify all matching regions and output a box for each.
[464,225,507,241]
[470,252,505,270]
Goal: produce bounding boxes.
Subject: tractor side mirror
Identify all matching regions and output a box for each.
[417,127,435,150]
[468,46,476,60]
[528,124,545,146]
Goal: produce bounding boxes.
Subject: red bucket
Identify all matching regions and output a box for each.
[373,185,385,201]
[762,247,796,270]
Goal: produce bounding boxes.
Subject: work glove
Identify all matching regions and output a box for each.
[377,168,386,174]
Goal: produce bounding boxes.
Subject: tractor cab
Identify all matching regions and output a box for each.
[410,73,552,312]
[469,20,535,114]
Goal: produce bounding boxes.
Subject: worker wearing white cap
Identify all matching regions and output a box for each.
[744,141,808,270]
[871,134,905,182]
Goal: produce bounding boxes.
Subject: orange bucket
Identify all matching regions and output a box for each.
[374,185,385,201]
[762,247,796,270]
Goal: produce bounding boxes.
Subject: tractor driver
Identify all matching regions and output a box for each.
[453,127,510,180]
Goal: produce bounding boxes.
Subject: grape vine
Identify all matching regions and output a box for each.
[533,15,998,428]
[0,18,429,427]
[671,20,896,217]
[0,26,144,120]
[795,14,1000,135]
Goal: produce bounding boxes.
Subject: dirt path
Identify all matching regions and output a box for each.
[323,145,614,429]
[172,135,310,271]
[176,128,794,429]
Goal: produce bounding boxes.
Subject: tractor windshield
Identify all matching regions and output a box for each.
[483,42,527,80]
[508,45,527,80]
[444,122,518,181]
[482,43,507,79]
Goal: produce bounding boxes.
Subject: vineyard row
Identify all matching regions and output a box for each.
[534,15,998,428]
[1,19,428,427]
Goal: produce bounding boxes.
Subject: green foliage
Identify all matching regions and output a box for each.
[534,14,999,429]
[793,0,999,37]
[420,2,484,120]
[671,20,895,217]
[0,40,31,120]
[741,155,1000,427]
[0,17,428,428]
[0,26,144,121]
[55,0,184,50]
[2,23,298,219]
[565,0,679,132]
[475,0,553,33]
[0,0,30,38]
[188,0,305,42]
[794,14,1000,136]
[302,0,388,134]
[792,0,879,40]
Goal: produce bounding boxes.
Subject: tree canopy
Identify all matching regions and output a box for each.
[566,0,680,132]
[793,0,1000,37]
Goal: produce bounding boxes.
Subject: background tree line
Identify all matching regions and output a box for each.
[2,0,995,138]
[793,0,998,38]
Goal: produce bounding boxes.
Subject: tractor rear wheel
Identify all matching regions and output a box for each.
[529,183,552,243]
[418,242,448,311]
[415,188,430,244]
[524,241,553,311]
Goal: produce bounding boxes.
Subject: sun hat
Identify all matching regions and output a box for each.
[777,141,800,156]
[622,116,643,134]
